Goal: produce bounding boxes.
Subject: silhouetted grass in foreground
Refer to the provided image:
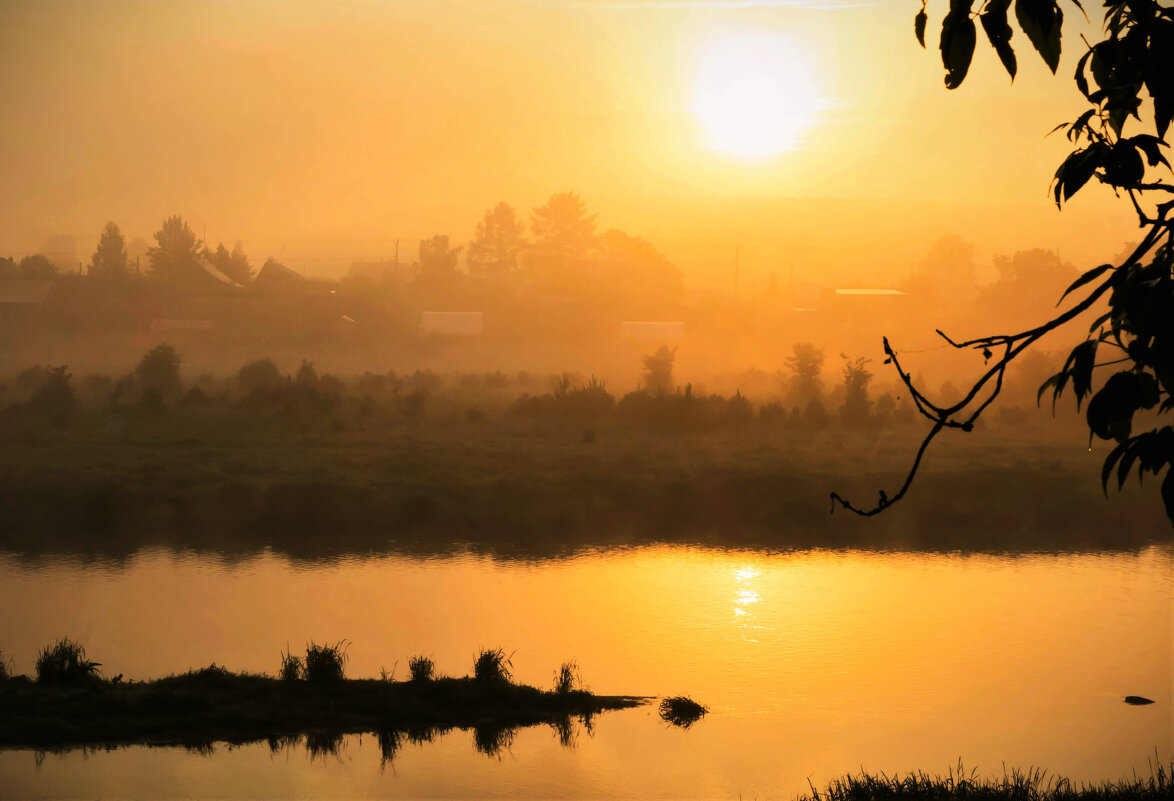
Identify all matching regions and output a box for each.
[0,641,648,750]
[799,759,1173,801]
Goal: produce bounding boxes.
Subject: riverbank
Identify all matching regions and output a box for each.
[0,412,1168,559]
[798,759,1173,800]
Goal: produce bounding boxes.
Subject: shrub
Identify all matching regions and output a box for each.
[398,389,428,424]
[135,344,183,398]
[553,660,583,695]
[303,640,348,684]
[658,696,708,729]
[237,358,283,394]
[295,359,318,388]
[473,647,513,684]
[36,637,101,685]
[279,647,303,681]
[408,655,435,683]
[642,346,676,395]
[179,386,210,408]
[139,387,167,415]
[30,366,77,427]
[0,649,10,681]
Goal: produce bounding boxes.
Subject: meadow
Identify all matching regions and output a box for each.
[0,358,1167,560]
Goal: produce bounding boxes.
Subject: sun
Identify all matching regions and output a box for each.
[692,32,823,160]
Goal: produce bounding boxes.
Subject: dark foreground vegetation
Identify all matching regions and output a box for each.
[0,639,647,753]
[799,759,1174,801]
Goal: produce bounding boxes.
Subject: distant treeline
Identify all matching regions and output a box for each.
[0,340,1066,435]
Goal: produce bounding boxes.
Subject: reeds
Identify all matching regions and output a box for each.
[473,647,513,684]
[303,640,348,684]
[278,646,303,682]
[658,695,707,729]
[408,655,435,683]
[35,638,101,685]
[553,660,583,695]
[799,757,1174,800]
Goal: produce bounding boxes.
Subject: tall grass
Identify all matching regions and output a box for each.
[278,646,303,682]
[35,638,101,685]
[799,758,1174,800]
[0,649,10,681]
[408,655,436,683]
[473,647,513,684]
[303,640,348,684]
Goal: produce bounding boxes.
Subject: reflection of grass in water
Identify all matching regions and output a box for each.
[473,722,516,758]
[304,731,343,762]
[798,758,1174,800]
[376,729,404,768]
[267,733,302,755]
[658,696,708,729]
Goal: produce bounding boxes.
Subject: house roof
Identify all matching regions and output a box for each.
[194,256,244,288]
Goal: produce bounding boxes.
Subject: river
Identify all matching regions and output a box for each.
[0,545,1170,799]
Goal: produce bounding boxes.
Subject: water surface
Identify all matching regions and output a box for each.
[1,545,1170,799]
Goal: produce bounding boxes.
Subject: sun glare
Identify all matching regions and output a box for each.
[692,32,822,160]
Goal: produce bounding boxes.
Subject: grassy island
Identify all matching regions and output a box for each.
[0,639,648,752]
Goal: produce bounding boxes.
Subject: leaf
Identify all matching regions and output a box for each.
[1015,0,1063,74]
[1101,440,1127,494]
[980,0,1017,80]
[1162,468,1174,526]
[1066,339,1097,407]
[1130,135,1171,169]
[1117,441,1140,490]
[915,4,928,48]
[941,6,977,89]
[1052,147,1099,206]
[1059,262,1113,303]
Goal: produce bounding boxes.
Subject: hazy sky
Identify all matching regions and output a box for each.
[0,0,1141,288]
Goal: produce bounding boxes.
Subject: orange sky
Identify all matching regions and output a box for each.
[0,0,1142,289]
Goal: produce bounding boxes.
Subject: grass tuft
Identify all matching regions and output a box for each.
[35,638,101,685]
[408,655,435,683]
[279,646,303,682]
[658,695,707,729]
[553,660,583,694]
[798,758,1174,800]
[303,640,348,684]
[473,647,513,684]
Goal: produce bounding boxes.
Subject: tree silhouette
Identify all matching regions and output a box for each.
[839,357,874,429]
[205,241,253,285]
[148,215,202,283]
[18,254,57,280]
[468,202,526,283]
[642,346,677,396]
[417,235,461,277]
[89,222,128,280]
[530,192,597,262]
[134,344,183,400]
[834,1,1174,521]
